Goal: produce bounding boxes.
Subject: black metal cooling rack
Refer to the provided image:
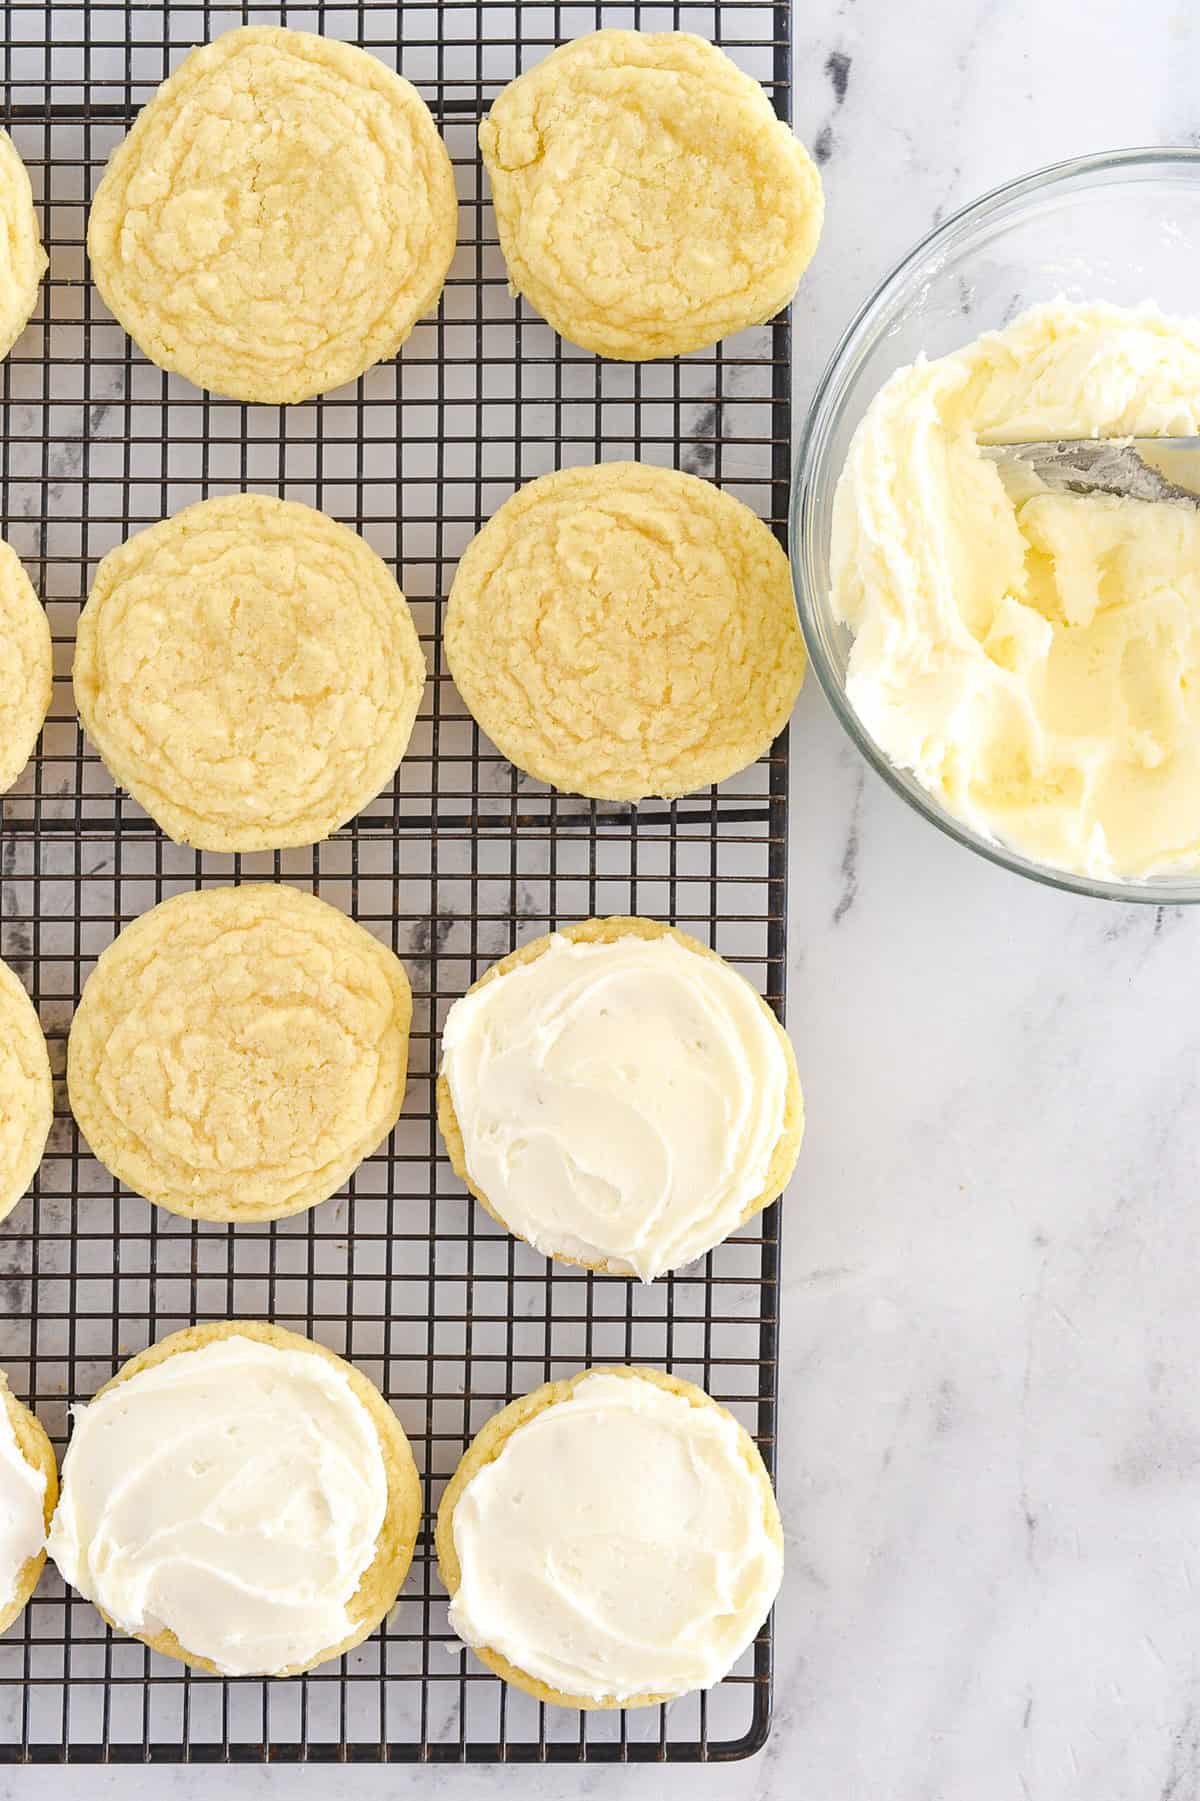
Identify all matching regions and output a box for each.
[0,0,792,1765]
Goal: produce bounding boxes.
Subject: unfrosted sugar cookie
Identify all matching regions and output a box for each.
[0,129,46,361]
[74,494,426,852]
[444,462,805,800]
[480,30,823,359]
[88,26,458,403]
[67,885,412,1223]
[0,956,52,1224]
[48,1322,421,1676]
[0,539,51,795]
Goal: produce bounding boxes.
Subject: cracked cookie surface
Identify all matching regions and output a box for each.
[0,537,50,795]
[88,25,458,403]
[67,885,412,1223]
[0,129,46,362]
[74,493,427,852]
[0,958,52,1225]
[444,461,805,800]
[479,30,823,360]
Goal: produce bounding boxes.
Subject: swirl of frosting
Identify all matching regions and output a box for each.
[441,929,793,1282]
[47,1335,388,1676]
[444,1370,784,1703]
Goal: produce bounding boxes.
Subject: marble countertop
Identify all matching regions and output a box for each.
[17,0,1200,1797]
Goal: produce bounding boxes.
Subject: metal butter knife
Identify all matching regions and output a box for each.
[982,436,1200,506]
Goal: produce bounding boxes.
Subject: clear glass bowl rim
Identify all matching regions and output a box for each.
[790,145,1200,905]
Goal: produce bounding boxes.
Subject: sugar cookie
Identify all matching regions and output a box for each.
[88,26,458,403]
[0,129,46,362]
[74,494,427,852]
[0,957,52,1225]
[480,30,823,359]
[67,885,411,1223]
[48,1321,420,1676]
[444,461,805,800]
[0,539,51,795]
[437,1366,783,1708]
[0,1372,56,1637]
[438,916,803,1278]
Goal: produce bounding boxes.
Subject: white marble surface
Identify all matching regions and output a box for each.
[14,0,1200,1796]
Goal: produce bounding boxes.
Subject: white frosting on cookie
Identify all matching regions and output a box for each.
[447,1372,783,1702]
[441,932,790,1280]
[47,1335,387,1675]
[0,1398,46,1609]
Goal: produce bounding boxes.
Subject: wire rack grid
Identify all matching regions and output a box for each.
[0,0,793,1766]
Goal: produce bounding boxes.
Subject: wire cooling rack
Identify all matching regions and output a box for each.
[0,0,792,1766]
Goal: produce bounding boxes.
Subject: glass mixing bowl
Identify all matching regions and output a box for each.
[791,147,1200,904]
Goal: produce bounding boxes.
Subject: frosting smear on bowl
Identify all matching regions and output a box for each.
[831,299,1200,879]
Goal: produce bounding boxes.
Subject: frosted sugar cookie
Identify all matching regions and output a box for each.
[74,494,427,852]
[480,30,823,359]
[67,885,411,1223]
[444,461,805,800]
[0,129,46,361]
[88,26,458,403]
[437,1366,783,1707]
[48,1321,421,1676]
[0,957,52,1224]
[0,538,51,795]
[438,916,803,1279]
[0,1372,56,1636]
